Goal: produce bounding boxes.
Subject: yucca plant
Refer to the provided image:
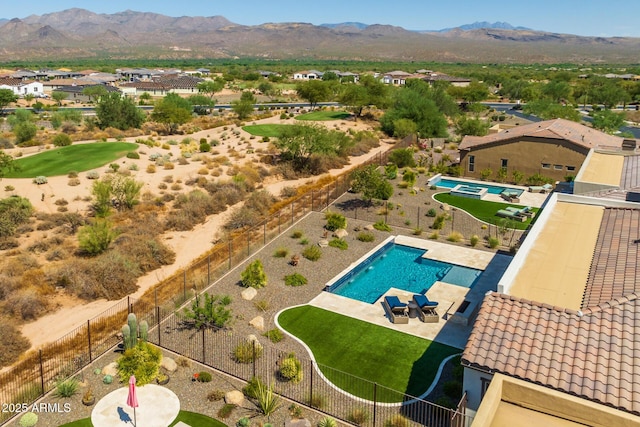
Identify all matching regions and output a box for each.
[256,380,281,420]
[54,377,79,398]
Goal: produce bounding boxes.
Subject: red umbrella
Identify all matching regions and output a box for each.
[126,375,138,427]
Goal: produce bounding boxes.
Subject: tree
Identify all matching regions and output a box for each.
[23,93,35,107]
[197,78,225,102]
[181,293,233,329]
[523,100,581,121]
[82,85,108,103]
[241,260,267,288]
[388,148,416,168]
[0,89,18,114]
[461,81,490,104]
[51,91,68,106]
[380,85,448,138]
[91,175,143,217]
[0,151,17,178]
[338,75,389,118]
[151,93,193,134]
[350,164,393,202]
[296,80,332,109]
[95,92,145,130]
[258,81,278,100]
[592,109,626,134]
[274,124,353,171]
[231,91,256,120]
[187,94,215,115]
[8,109,37,144]
[542,80,572,103]
[78,220,117,255]
[455,116,489,137]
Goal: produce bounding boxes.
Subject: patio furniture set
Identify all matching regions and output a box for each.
[383,294,440,324]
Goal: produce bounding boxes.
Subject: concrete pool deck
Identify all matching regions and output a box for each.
[310,237,512,349]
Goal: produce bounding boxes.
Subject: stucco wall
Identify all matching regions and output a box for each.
[459,137,589,182]
[463,366,493,411]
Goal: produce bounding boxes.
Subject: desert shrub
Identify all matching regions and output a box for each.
[470,235,480,247]
[328,238,348,250]
[385,163,398,179]
[325,211,346,231]
[413,227,423,235]
[318,417,337,427]
[32,176,48,184]
[54,377,79,398]
[176,357,191,368]
[273,248,288,258]
[19,413,38,427]
[291,230,303,239]
[280,186,298,198]
[237,417,251,427]
[488,237,500,249]
[86,170,100,179]
[207,390,225,401]
[163,162,175,170]
[279,353,303,383]
[308,394,327,410]
[197,371,212,382]
[432,214,446,230]
[181,293,232,329]
[3,289,49,320]
[426,208,437,217]
[0,324,30,367]
[146,164,156,173]
[4,185,15,191]
[78,220,117,255]
[254,299,269,311]
[373,220,391,232]
[53,133,72,147]
[302,245,322,261]
[243,376,265,399]
[347,408,370,426]
[233,339,263,363]
[356,232,375,242]
[126,151,140,159]
[384,414,410,427]
[428,231,439,239]
[264,328,284,343]
[241,260,267,288]
[447,231,464,242]
[218,403,236,418]
[388,148,416,168]
[284,272,308,287]
[116,342,162,386]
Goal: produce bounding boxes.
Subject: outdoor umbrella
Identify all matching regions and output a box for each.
[127,375,139,427]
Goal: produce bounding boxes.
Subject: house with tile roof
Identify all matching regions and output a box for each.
[118,75,203,97]
[461,147,640,424]
[0,78,44,98]
[458,118,625,182]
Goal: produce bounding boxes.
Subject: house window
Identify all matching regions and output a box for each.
[468,155,475,172]
[501,159,508,168]
[541,163,551,169]
[566,166,576,172]
[554,164,563,170]
[480,377,492,399]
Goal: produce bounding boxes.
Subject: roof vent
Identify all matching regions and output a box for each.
[577,310,583,317]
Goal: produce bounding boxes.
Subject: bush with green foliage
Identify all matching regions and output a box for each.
[264,328,284,343]
[284,272,308,287]
[432,214,446,230]
[233,339,263,364]
[181,293,232,329]
[116,342,162,386]
[126,151,140,159]
[373,220,392,232]
[402,169,416,186]
[384,164,398,180]
[388,148,416,168]
[78,219,117,255]
[19,412,38,427]
[273,248,288,258]
[426,208,437,217]
[279,353,303,383]
[218,403,236,418]
[488,237,500,249]
[384,414,410,427]
[257,380,281,418]
[325,211,347,231]
[318,417,337,427]
[52,133,72,147]
[243,376,265,399]
[356,232,375,242]
[302,245,322,261]
[197,371,212,382]
[241,259,267,288]
[237,417,251,427]
[103,375,113,384]
[347,408,370,426]
[291,230,303,239]
[328,238,348,250]
[470,235,480,247]
[0,196,33,238]
[54,377,79,398]
[199,142,211,152]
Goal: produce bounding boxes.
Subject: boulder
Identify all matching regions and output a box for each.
[102,362,118,377]
[225,390,245,406]
[249,316,264,331]
[161,357,178,373]
[334,228,348,238]
[286,418,312,427]
[241,287,258,301]
[364,224,375,231]
[317,239,329,248]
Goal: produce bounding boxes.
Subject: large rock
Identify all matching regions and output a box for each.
[364,224,375,231]
[317,239,329,248]
[334,228,348,238]
[225,390,245,406]
[161,357,178,373]
[249,316,264,331]
[241,287,258,301]
[102,362,118,377]
[286,418,312,427]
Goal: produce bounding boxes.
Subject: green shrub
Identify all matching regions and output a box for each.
[207,390,225,401]
[279,353,303,383]
[19,412,38,427]
[384,163,398,179]
[318,417,337,427]
[273,248,289,258]
[447,231,464,242]
[291,230,303,239]
[308,394,327,409]
[426,208,437,217]
[264,328,284,343]
[325,211,347,231]
[116,342,162,385]
[200,142,211,152]
[240,260,267,288]
[52,133,72,147]
[32,176,48,185]
[197,371,212,382]
[402,169,416,186]
[356,232,375,242]
[233,339,263,364]
[54,377,79,398]
[217,403,236,418]
[328,238,348,250]
[284,273,308,287]
[126,151,140,159]
[373,220,391,232]
[388,148,416,168]
[384,414,410,427]
[432,214,446,230]
[488,237,500,249]
[237,417,251,427]
[86,171,100,179]
[413,227,423,236]
[347,408,370,426]
[243,376,265,399]
[302,245,322,261]
[470,235,480,247]
[103,375,113,384]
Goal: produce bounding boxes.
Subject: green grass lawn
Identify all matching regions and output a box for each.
[278,305,459,402]
[58,410,224,427]
[295,111,351,121]
[5,142,138,178]
[241,124,293,137]
[433,193,539,230]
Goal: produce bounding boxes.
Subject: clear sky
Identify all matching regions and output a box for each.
[2,0,639,38]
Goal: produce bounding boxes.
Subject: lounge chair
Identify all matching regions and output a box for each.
[382,296,409,324]
[505,206,535,218]
[528,183,553,193]
[500,190,520,203]
[413,294,439,323]
[496,209,527,222]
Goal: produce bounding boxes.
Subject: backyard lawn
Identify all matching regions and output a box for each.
[58,410,224,426]
[241,124,293,137]
[433,193,539,230]
[278,305,459,402]
[5,142,138,178]
[295,111,351,121]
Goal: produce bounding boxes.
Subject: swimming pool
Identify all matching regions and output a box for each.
[326,243,482,304]
[433,177,524,196]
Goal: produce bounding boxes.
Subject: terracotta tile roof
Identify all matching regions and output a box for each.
[0,78,23,86]
[594,155,640,200]
[463,292,640,415]
[459,118,623,151]
[583,208,640,308]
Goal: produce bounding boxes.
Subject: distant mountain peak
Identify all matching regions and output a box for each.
[439,21,532,32]
[320,22,368,30]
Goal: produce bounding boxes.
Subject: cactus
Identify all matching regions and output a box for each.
[122,325,131,350]
[127,313,138,349]
[139,320,148,343]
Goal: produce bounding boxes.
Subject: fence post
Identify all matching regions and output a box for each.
[127,296,131,314]
[373,382,378,427]
[263,222,266,245]
[309,360,314,408]
[183,270,187,302]
[252,340,257,379]
[355,206,357,220]
[228,238,232,270]
[326,187,329,209]
[87,320,92,362]
[207,255,211,285]
[157,306,161,347]
[291,202,294,225]
[39,350,45,394]
[278,211,281,234]
[202,328,206,363]
[247,231,250,256]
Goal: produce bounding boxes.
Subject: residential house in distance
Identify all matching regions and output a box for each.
[421,72,471,87]
[462,148,640,425]
[292,70,324,80]
[0,77,45,98]
[458,118,625,182]
[119,74,203,98]
[52,84,121,103]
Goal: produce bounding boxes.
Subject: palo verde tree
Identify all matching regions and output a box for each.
[0,151,17,178]
[8,109,37,144]
[295,80,332,109]
[231,91,257,120]
[95,92,146,130]
[338,74,389,118]
[592,109,626,134]
[0,89,18,114]
[151,93,193,134]
[197,77,225,102]
[350,164,394,202]
[91,175,144,217]
[82,85,108,103]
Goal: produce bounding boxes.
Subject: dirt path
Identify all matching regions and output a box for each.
[18,122,394,351]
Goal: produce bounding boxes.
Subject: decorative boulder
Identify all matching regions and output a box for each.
[161,357,178,373]
[241,287,258,301]
[364,224,375,231]
[225,390,245,406]
[102,362,118,377]
[286,418,312,427]
[249,316,264,331]
[334,229,348,238]
[317,239,329,248]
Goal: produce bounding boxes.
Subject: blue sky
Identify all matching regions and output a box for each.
[2,0,639,37]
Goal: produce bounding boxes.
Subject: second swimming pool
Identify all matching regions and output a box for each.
[326,243,482,304]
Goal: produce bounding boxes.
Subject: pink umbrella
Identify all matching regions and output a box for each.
[127,375,138,427]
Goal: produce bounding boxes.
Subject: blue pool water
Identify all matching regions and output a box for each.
[437,178,524,196]
[327,244,482,304]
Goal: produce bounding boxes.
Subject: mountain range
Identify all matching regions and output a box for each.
[0,9,637,63]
